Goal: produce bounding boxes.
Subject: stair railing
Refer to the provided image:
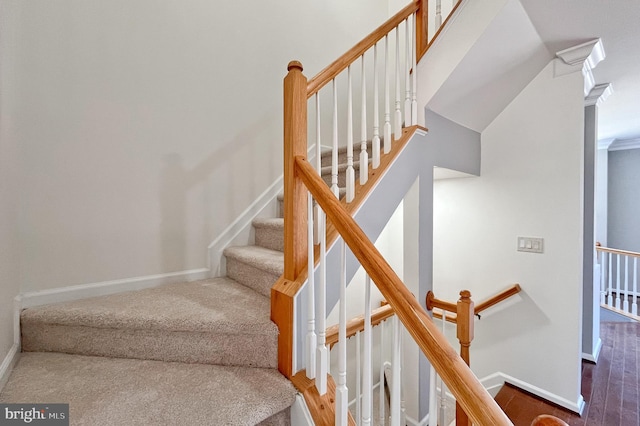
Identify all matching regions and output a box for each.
[273,1,513,424]
[425,284,521,425]
[596,244,640,318]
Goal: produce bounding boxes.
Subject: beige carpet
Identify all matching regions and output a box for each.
[0,352,294,426]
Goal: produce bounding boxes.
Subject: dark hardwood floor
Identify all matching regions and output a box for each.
[496,320,639,426]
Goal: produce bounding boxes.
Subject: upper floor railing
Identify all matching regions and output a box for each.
[597,244,640,319]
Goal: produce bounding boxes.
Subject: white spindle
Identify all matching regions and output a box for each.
[404,17,411,127]
[379,319,386,426]
[616,254,621,309]
[331,79,339,197]
[384,35,392,154]
[360,55,369,186]
[314,93,322,244]
[429,365,437,426]
[599,251,606,304]
[624,256,630,312]
[362,275,373,426]
[633,258,638,316]
[435,0,443,28]
[394,26,402,140]
[356,331,361,424]
[390,316,401,426]
[306,193,317,380]
[411,13,418,125]
[316,208,328,394]
[439,311,447,425]
[335,241,349,426]
[346,65,355,203]
[607,252,613,306]
[372,44,381,169]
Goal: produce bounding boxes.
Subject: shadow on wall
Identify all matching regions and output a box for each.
[159,111,281,273]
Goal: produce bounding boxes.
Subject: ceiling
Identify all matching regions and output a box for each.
[521,0,640,144]
[429,0,640,146]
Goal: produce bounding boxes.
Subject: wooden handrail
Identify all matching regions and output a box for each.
[596,245,640,258]
[427,284,522,320]
[307,1,420,97]
[475,284,522,315]
[326,304,394,349]
[295,156,512,425]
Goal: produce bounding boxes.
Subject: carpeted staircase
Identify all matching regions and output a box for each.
[0,148,365,425]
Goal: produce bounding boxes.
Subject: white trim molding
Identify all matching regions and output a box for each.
[582,337,603,363]
[598,138,615,150]
[479,372,586,414]
[0,343,20,393]
[555,39,606,96]
[608,137,640,152]
[19,268,210,309]
[585,83,613,107]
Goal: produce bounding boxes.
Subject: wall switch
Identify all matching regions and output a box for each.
[517,237,544,254]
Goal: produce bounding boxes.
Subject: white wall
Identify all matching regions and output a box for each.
[7,0,390,293]
[433,60,585,408]
[608,147,640,252]
[595,148,608,246]
[0,0,21,382]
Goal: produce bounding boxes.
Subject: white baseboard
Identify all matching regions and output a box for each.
[208,176,283,277]
[290,394,314,426]
[19,268,211,309]
[479,372,585,414]
[0,343,20,392]
[582,337,603,363]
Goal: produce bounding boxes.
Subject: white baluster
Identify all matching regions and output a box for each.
[394,26,402,140]
[607,252,613,306]
[379,318,386,426]
[336,241,349,426]
[429,365,437,426]
[306,193,316,380]
[599,250,606,304]
[439,311,447,425]
[362,275,373,426]
[435,0,443,29]
[316,208,328,394]
[360,55,369,186]
[314,93,321,244]
[346,65,355,203]
[383,35,392,154]
[331,79,340,197]
[372,44,381,169]
[616,254,621,309]
[356,331,361,425]
[633,258,638,316]
[390,316,401,426]
[624,255,630,313]
[411,12,418,125]
[404,17,411,127]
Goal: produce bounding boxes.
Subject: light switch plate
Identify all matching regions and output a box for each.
[517,237,544,253]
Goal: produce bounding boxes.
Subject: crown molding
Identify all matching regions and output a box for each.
[555,39,606,96]
[608,137,640,152]
[585,83,613,107]
[598,138,615,150]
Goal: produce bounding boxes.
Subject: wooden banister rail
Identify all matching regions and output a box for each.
[475,283,522,315]
[427,284,522,322]
[307,1,424,97]
[596,245,640,258]
[294,156,512,425]
[326,304,394,349]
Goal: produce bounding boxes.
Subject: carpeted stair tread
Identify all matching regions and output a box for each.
[0,352,295,426]
[224,246,284,277]
[253,218,284,252]
[21,278,280,368]
[224,246,284,297]
[21,277,275,335]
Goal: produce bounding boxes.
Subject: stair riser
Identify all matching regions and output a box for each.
[226,258,280,298]
[255,227,284,252]
[257,408,291,426]
[21,321,278,369]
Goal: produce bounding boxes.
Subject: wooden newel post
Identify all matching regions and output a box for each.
[456,290,474,426]
[415,0,428,60]
[283,60,308,281]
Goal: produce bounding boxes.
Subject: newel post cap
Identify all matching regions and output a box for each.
[287,61,304,72]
